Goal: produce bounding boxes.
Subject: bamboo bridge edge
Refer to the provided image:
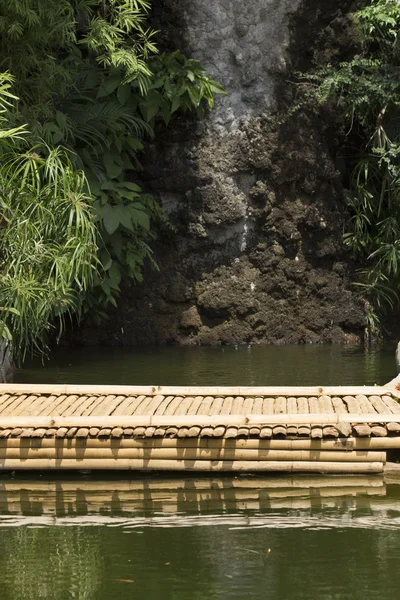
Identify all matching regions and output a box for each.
[0,378,399,473]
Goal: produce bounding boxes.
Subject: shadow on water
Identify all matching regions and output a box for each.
[15,343,399,386]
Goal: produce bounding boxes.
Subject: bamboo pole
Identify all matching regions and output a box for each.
[0,438,360,450]
[0,458,384,472]
[0,413,400,428]
[0,384,394,397]
[0,447,385,462]
[1,437,399,450]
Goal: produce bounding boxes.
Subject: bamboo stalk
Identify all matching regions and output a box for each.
[0,437,398,450]
[0,413,399,429]
[0,447,385,462]
[0,384,394,397]
[0,458,384,472]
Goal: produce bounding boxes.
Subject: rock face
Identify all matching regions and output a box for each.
[91,0,367,346]
[0,340,15,383]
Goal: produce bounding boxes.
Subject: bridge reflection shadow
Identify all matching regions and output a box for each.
[0,474,388,523]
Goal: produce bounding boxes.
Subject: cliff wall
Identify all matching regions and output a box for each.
[89,0,367,346]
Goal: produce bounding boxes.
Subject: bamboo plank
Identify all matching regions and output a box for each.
[213,426,225,438]
[275,396,287,414]
[3,413,400,429]
[177,427,189,438]
[322,426,339,438]
[0,457,384,473]
[260,427,272,438]
[225,427,238,438]
[0,394,10,411]
[237,426,250,437]
[262,397,275,414]
[104,395,128,416]
[343,396,361,414]
[133,427,146,437]
[112,395,139,416]
[220,396,234,415]
[241,397,255,414]
[273,425,286,437]
[196,396,213,416]
[133,396,154,416]
[297,397,310,437]
[90,395,120,416]
[140,395,166,416]
[0,395,26,416]
[311,427,323,439]
[381,395,400,413]
[47,395,75,416]
[231,396,244,413]
[0,447,385,462]
[308,397,320,414]
[369,395,389,414]
[0,383,396,397]
[27,395,59,416]
[190,396,204,415]
[37,395,66,416]
[387,422,400,433]
[287,396,297,437]
[16,395,47,416]
[79,396,103,416]
[60,395,86,417]
[250,427,261,436]
[332,396,347,414]
[174,396,194,416]
[353,425,371,437]
[66,395,89,416]
[0,437,364,450]
[200,426,213,437]
[154,428,166,437]
[252,397,263,414]
[356,395,377,414]
[187,426,201,437]
[208,397,224,416]
[371,426,387,437]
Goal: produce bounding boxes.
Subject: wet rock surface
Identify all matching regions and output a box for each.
[79,0,366,347]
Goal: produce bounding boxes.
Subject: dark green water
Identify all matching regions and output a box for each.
[0,474,400,600]
[3,343,400,599]
[15,343,399,386]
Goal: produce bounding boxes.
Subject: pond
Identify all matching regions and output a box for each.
[14,342,399,386]
[3,343,400,599]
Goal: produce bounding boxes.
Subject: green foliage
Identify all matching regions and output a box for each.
[300,0,400,327]
[0,1,224,319]
[0,74,99,361]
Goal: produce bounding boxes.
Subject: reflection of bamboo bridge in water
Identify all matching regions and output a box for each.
[0,475,394,527]
[1,378,400,473]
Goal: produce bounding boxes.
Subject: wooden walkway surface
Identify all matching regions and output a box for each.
[0,382,399,473]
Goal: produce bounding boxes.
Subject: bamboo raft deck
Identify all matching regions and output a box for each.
[1,381,400,473]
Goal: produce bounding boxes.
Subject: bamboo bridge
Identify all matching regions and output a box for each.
[1,378,400,473]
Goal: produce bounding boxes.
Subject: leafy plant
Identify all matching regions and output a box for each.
[0,73,99,360]
[298,0,400,332]
[0,1,224,318]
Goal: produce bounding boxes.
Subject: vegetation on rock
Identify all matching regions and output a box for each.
[0,1,223,360]
[299,0,400,334]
